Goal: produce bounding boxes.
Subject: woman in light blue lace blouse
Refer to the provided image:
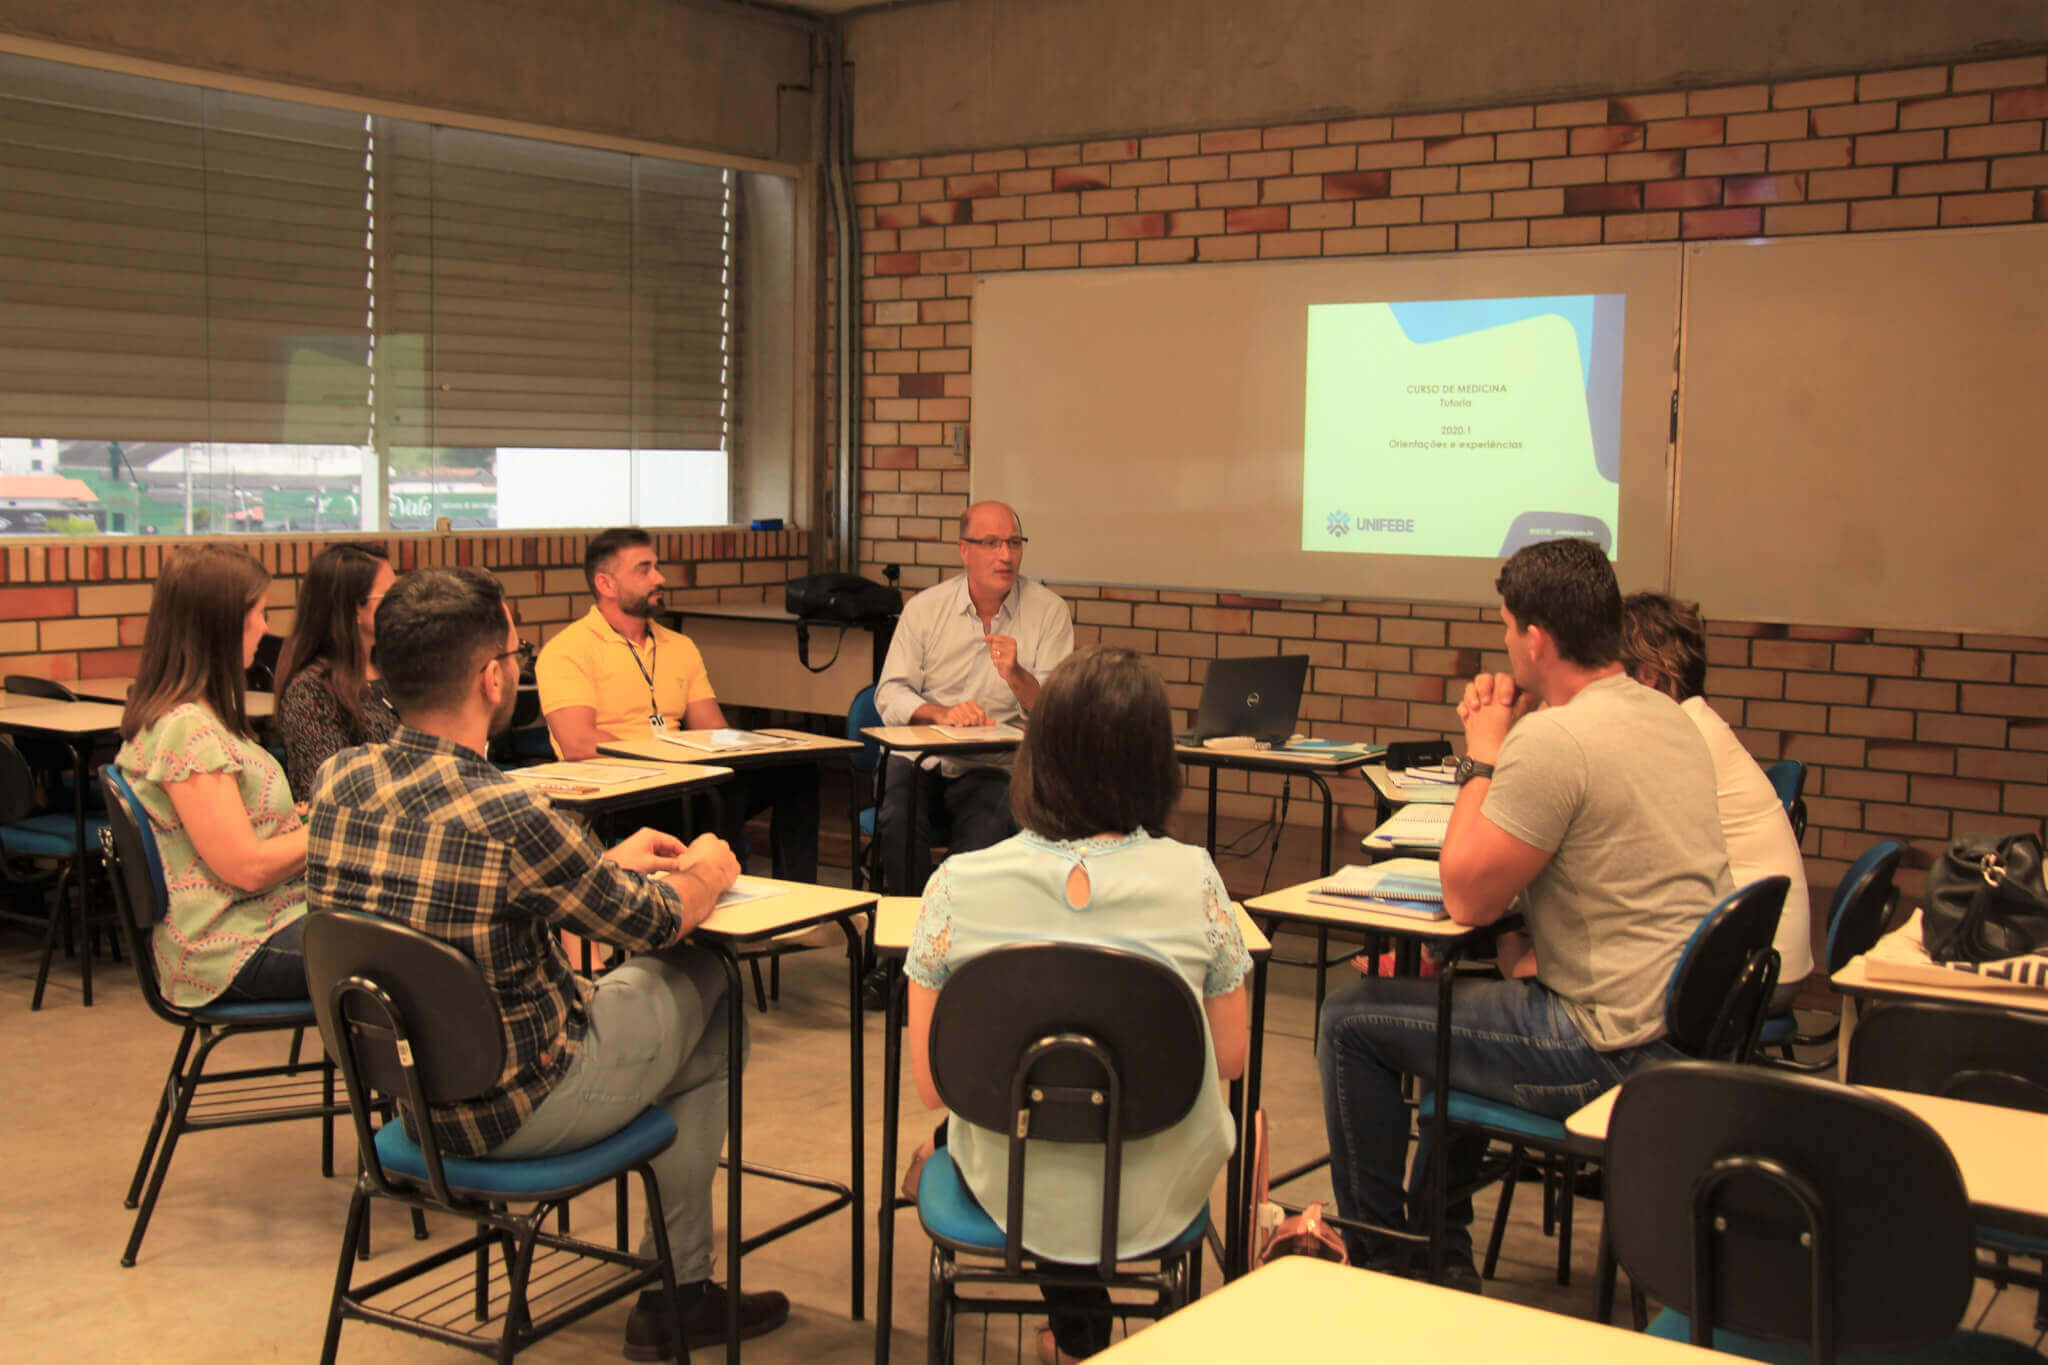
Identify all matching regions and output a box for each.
[906,645,1251,1364]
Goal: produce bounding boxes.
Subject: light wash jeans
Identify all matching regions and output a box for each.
[1316,975,1679,1266]
[490,946,742,1280]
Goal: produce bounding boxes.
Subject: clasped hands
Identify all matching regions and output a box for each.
[608,827,740,891]
[1455,672,1540,765]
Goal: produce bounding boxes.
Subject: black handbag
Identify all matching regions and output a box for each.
[785,573,901,624]
[1922,833,2048,964]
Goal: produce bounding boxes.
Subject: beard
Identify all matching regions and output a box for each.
[622,587,664,618]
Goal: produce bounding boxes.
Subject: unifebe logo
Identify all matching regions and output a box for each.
[1326,509,1350,538]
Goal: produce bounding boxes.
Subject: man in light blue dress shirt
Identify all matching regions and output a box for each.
[874,500,1074,892]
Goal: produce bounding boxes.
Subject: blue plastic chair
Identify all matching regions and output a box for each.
[99,765,344,1266]
[849,683,950,891]
[304,908,688,1363]
[1764,759,1807,845]
[1758,839,1902,1070]
[1426,876,1787,1288]
[1609,1062,2040,1365]
[0,734,113,1009]
[918,943,1211,1360]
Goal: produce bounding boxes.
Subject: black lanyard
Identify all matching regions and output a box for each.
[609,620,664,729]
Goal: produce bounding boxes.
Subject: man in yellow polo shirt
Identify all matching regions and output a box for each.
[536,527,819,881]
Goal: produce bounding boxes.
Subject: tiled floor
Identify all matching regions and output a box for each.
[5,817,2042,1362]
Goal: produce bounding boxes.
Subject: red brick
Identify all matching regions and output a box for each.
[1197,180,1259,208]
[1109,212,1171,239]
[1200,128,1263,155]
[1537,98,1610,127]
[1224,205,1289,233]
[1784,673,1865,705]
[1825,769,1908,803]
[1497,130,1569,160]
[1807,166,1895,199]
[1393,112,1463,139]
[1465,105,1535,134]
[1774,76,1858,109]
[1770,138,1855,171]
[1460,161,1532,192]
[1958,748,2048,783]
[1950,121,2046,159]
[1955,57,2048,92]
[875,253,919,276]
[1608,150,1686,181]
[1532,155,1609,186]
[1941,190,2035,224]
[1724,109,1810,143]
[1052,165,1109,192]
[1645,177,1724,209]
[1459,220,1528,249]
[1293,145,1357,175]
[1571,124,1643,155]
[1564,183,1643,214]
[1611,94,1688,123]
[1854,129,1947,164]
[1724,172,1806,204]
[1647,116,1725,149]
[1325,171,1392,199]
[1602,211,1679,242]
[1263,123,1328,150]
[1328,116,1395,143]
[1899,162,1987,195]
[1858,67,1950,102]
[1424,192,1492,222]
[1324,226,1390,255]
[1786,734,1866,767]
[1690,85,1770,116]
[1083,138,1139,162]
[1229,149,1292,179]
[1687,144,1769,177]
[1993,86,2048,121]
[1765,202,1847,235]
[1809,102,1899,137]
[1682,206,1761,238]
[1865,743,1955,776]
[1356,141,1427,170]
[1902,92,1992,129]
[1851,196,1940,230]
[1492,188,1564,217]
[1992,153,2048,187]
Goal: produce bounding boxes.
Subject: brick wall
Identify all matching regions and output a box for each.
[0,529,808,680]
[851,53,2048,903]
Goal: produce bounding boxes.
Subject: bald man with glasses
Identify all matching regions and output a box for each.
[873,500,1073,893]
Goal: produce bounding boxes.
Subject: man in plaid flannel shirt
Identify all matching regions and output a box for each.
[307,566,789,1357]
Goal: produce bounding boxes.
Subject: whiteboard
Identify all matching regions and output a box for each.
[1674,226,2048,635]
[971,246,1682,604]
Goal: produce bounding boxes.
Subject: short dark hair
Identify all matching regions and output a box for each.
[1494,539,1621,669]
[1011,646,1181,840]
[374,568,509,716]
[585,527,654,594]
[1619,591,1709,702]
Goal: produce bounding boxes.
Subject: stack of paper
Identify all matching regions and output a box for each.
[1367,803,1452,847]
[655,728,796,753]
[931,723,1023,741]
[1307,859,1448,919]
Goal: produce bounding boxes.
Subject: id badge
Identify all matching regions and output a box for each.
[649,711,666,732]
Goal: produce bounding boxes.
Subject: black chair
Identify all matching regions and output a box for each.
[1759,839,1903,1071]
[916,943,1211,1363]
[1606,1061,2041,1365]
[303,909,689,1363]
[1429,876,1786,1290]
[0,735,114,1009]
[1846,1000,2048,1329]
[98,765,344,1266]
[245,632,285,693]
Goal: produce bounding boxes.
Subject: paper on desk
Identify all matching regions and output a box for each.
[655,728,796,752]
[526,762,648,786]
[1863,910,2048,992]
[716,876,789,909]
[932,723,1023,740]
[1370,803,1452,845]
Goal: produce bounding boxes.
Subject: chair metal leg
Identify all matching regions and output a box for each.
[927,1245,953,1365]
[30,865,72,1010]
[748,958,769,1013]
[123,1031,207,1266]
[1482,1144,1522,1280]
[1596,1222,1618,1324]
[322,1186,372,1365]
[124,1024,196,1209]
[639,1165,690,1363]
[1555,1157,1577,1287]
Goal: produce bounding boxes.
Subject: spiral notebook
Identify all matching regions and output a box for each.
[1306,859,1448,919]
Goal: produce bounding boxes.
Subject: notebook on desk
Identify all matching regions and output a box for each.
[1308,859,1448,919]
[1174,654,1310,744]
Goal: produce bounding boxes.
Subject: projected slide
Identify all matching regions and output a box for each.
[1301,295,1625,558]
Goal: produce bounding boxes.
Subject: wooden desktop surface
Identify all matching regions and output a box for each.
[67,676,276,719]
[1090,1257,1735,1362]
[508,759,729,810]
[1245,878,1476,940]
[1173,742,1379,771]
[1362,765,1459,805]
[861,725,1023,752]
[1566,1084,2048,1226]
[0,698,131,734]
[692,879,876,943]
[873,895,1270,959]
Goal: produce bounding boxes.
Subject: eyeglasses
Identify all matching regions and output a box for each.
[489,640,536,672]
[960,536,1028,552]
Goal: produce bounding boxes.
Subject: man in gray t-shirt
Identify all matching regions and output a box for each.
[1316,539,1730,1283]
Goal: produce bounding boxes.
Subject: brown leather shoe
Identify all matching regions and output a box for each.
[623,1282,791,1360]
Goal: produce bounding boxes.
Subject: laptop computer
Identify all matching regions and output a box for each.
[1178,654,1310,744]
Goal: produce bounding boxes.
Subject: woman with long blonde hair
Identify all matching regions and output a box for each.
[117,546,308,1005]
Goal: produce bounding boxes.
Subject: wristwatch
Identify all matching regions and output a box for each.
[1454,756,1495,786]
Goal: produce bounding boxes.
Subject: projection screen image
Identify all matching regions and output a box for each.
[1301,295,1626,559]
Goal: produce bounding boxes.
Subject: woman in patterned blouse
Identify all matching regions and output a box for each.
[274,542,398,800]
[116,546,309,1006]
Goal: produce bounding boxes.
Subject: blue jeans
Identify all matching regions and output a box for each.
[1316,975,1680,1266]
[489,947,742,1280]
[218,915,309,1002]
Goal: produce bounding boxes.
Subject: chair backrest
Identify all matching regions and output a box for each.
[1606,1061,1976,1365]
[0,737,42,824]
[1763,759,1805,806]
[847,684,883,775]
[927,941,1209,1272]
[98,765,189,1024]
[5,673,78,702]
[302,909,507,1205]
[1821,839,1903,974]
[1665,875,1787,1061]
[245,632,284,691]
[1843,1000,2048,1113]
[1764,759,1808,843]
